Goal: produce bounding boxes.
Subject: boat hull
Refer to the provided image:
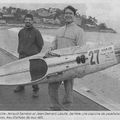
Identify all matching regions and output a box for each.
[0,43,120,85]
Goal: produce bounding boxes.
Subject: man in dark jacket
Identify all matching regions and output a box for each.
[14,14,44,97]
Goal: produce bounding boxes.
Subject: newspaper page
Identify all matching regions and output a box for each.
[0,0,120,120]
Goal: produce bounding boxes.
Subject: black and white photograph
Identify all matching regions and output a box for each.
[0,0,120,119]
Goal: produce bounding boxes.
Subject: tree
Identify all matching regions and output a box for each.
[98,23,107,29]
[2,6,7,14]
[14,8,22,20]
[86,16,97,25]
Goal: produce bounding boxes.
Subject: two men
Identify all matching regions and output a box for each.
[14,14,44,97]
[14,5,85,110]
[48,5,85,110]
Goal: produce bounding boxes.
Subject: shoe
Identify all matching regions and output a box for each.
[49,106,62,111]
[62,100,73,110]
[62,100,72,105]
[14,86,24,92]
[32,90,39,97]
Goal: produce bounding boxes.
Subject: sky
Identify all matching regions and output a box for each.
[0,0,120,32]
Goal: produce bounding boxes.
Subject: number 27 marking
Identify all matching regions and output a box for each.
[89,50,100,65]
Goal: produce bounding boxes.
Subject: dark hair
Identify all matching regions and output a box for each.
[24,14,33,20]
[64,5,77,15]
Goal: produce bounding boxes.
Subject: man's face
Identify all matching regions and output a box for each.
[64,8,75,24]
[24,17,33,28]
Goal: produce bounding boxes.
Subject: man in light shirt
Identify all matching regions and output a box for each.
[48,5,85,110]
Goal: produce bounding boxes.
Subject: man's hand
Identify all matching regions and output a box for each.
[43,49,60,58]
[43,50,52,58]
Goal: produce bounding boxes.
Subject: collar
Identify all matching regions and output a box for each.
[24,26,34,30]
[65,22,76,28]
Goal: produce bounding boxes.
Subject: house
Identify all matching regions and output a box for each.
[75,17,82,26]
[54,18,61,24]
[34,17,43,24]
[2,14,15,23]
[37,8,51,17]
[0,19,6,24]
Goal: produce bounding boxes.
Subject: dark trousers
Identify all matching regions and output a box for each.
[19,54,39,91]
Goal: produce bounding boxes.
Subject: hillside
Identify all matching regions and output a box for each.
[0,6,116,33]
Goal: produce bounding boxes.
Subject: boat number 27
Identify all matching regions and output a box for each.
[88,49,100,65]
